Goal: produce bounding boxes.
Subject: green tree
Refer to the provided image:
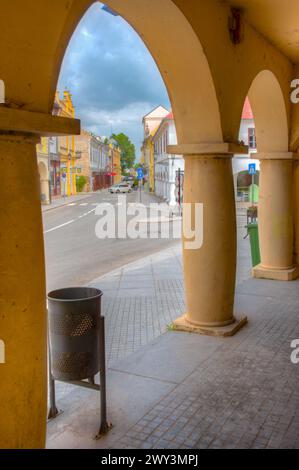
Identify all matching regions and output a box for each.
[76,175,86,193]
[111,133,135,171]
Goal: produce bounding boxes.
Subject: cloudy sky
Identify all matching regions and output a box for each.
[58,2,170,157]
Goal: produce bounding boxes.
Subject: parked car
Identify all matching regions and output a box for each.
[123,176,134,187]
[109,183,132,193]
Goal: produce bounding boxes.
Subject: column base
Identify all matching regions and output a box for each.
[173,314,247,338]
[252,264,299,281]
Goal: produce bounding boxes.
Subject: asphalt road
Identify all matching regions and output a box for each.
[43,190,181,292]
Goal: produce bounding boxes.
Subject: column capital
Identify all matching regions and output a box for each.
[0,106,80,137]
[252,152,294,160]
[167,142,248,156]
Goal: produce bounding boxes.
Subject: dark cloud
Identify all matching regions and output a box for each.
[58,2,170,152]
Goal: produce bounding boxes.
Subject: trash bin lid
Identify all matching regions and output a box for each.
[47,287,103,302]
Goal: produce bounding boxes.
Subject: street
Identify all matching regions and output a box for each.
[43,190,181,292]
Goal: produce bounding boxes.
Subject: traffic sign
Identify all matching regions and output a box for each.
[61,172,67,180]
[248,163,256,175]
[137,168,144,180]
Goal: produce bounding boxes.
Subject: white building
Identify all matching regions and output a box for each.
[153,112,184,207]
[233,97,259,201]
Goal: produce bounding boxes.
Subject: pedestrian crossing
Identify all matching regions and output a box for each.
[67,202,107,207]
[67,200,125,207]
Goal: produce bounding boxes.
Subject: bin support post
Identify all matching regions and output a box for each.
[48,375,59,420]
[97,316,111,437]
[47,328,59,420]
[48,349,59,419]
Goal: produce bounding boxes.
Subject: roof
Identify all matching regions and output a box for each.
[242,97,254,119]
[142,105,169,121]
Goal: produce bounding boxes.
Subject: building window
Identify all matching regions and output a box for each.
[248,128,256,149]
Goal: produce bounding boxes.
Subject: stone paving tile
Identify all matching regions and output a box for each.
[115,293,299,449]
[91,244,185,366]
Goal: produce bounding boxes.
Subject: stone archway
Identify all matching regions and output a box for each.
[0,0,225,449]
[247,70,289,154]
[52,0,223,145]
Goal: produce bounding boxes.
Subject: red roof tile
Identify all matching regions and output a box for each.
[242,97,254,119]
[165,112,173,119]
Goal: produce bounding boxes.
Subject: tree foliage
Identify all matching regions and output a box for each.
[111,133,135,171]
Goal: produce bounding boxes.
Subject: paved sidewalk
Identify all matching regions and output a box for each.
[49,212,283,449]
[90,244,184,365]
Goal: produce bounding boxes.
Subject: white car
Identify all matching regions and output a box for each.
[109,183,132,194]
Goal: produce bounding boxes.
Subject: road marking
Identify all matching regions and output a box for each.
[79,203,89,206]
[44,219,75,234]
[68,203,77,206]
[78,208,96,219]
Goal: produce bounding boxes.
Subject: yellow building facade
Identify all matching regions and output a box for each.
[54,91,78,197]
[141,130,156,192]
[111,144,122,184]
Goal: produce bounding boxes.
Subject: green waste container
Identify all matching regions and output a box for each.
[246,223,261,267]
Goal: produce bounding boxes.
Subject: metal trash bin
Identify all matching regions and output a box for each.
[48,287,102,381]
[47,287,110,437]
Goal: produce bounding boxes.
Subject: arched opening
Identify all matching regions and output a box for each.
[236,170,260,203]
[247,70,289,153]
[44,0,223,294]
[233,96,260,204]
[44,0,224,443]
[38,160,50,204]
[51,0,223,145]
[240,70,293,281]
[1,0,227,450]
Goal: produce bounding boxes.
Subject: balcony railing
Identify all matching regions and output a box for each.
[60,147,82,160]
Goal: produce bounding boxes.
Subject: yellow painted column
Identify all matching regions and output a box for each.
[72,136,77,195]
[253,153,296,281]
[174,152,246,336]
[66,136,71,197]
[0,134,47,448]
[67,157,71,197]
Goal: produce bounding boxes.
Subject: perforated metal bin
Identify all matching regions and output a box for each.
[48,287,103,381]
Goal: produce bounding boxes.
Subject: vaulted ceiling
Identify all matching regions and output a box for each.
[230,0,299,62]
